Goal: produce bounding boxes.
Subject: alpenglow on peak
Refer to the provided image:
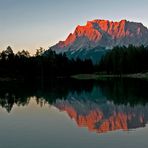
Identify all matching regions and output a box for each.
[46,19,148,63]
[50,19,148,53]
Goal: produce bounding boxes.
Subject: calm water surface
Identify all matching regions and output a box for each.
[0,79,148,148]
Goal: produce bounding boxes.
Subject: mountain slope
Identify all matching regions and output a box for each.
[48,19,148,63]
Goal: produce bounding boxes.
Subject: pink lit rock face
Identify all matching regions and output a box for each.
[51,20,148,53]
[54,99,148,133]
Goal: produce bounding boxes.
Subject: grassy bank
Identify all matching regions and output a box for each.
[126,73,148,80]
[72,72,148,80]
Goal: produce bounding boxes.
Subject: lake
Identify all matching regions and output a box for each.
[0,78,148,148]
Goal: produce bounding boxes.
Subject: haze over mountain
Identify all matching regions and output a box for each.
[49,19,148,63]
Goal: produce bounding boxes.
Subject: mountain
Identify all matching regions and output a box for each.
[48,19,148,63]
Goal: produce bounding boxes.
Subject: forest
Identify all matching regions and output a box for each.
[0,46,93,80]
[0,45,148,80]
[98,45,148,74]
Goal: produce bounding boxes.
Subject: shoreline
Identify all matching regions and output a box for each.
[0,73,148,82]
[72,73,148,80]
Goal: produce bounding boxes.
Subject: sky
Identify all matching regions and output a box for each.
[0,0,148,54]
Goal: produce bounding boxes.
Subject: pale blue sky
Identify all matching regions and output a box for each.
[0,0,148,53]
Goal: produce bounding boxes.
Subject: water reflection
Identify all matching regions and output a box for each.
[0,78,148,134]
[55,99,148,133]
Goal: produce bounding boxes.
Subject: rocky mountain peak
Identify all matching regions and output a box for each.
[50,19,148,53]
[47,19,148,63]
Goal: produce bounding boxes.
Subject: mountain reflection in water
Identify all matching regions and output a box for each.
[0,78,148,134]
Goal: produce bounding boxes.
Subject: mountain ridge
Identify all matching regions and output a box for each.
[48,19,148,63]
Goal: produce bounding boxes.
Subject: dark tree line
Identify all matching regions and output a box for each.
[0,46,93,79]
[98,45,148,74]
[1,45,148,79]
